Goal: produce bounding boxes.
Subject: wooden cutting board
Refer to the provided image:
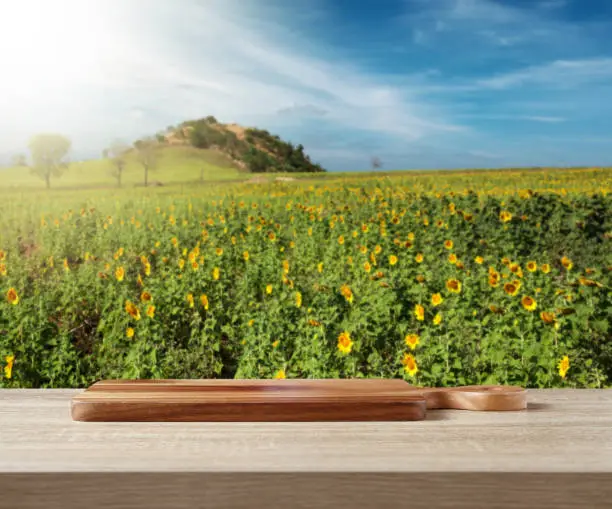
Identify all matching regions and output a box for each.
[71,379,527,422]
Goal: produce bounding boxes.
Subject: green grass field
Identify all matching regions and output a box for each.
[0,146,246,189]
[5,143,611,193]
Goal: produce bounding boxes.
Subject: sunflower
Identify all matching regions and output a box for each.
[503,282,519,296]
[186,294,195,308]
[404,334,420,351]
[540,311,556,324]
[389,255,398,266]
[415,253,424,263]
[274,369,286,380]
[4,354,14,379]
[489,305,505,315]
[509,263,523,278]
[126,327,135,338]
[526,261,537,272]
[521,296,537,311]
[317,263,323,273]
[140,291,152,302]
[337,331,353,354]
[558,355,570,379]
[541,263,551,274]
[6,287,19,305]
[475,256,484,265]
[243,251,250,261]
[295,291,302,308]
[416,274,426,283]
[0,264,7,276]
[212,267,220,280]
[446,279,462,294]
[146,305,156,319]
[488,275,499,287]
[125,300,141,321]
[198,294,209,310]
[561,256,573,271]
[414,304,425,321]
[178,259,185,270]
[499,211,513,223]
[374,245,382,255]
[448,253,458,264]
[363,261,372,273]
[579,277,603,288]
[340,284,354,304]
[433,313,442,325]
[444,240,454,250]
[402,353,418,377]
[338,235,345,245]
[282,260,290,274]
[431,293,444,307]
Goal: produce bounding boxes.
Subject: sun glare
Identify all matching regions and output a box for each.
[0,0,124,99]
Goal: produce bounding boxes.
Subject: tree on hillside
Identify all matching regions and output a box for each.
[27,133,71,189]
[12,153,27,167]
[103,140,131,188]
[134,137,161,187]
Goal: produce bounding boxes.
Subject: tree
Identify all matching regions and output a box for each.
[134,137,160,187]
[371,156,382,170]
[11,153,27,167]
[103,140,131,188]
[27,133,71,189]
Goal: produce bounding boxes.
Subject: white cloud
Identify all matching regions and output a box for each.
[0,0,464,156]
[459,114,566,122]
[476,58,612,89]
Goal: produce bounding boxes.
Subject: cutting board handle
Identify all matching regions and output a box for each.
[414,385,527,411]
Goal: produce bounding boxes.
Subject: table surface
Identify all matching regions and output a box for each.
[1,388,611,473]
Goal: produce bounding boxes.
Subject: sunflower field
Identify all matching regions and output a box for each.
[1,167,611,388]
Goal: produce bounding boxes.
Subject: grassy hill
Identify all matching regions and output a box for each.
[0,116,326,189]
[159,116,326,174]
[0,145,245,189]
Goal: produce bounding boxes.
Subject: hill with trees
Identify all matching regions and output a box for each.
[154,116,326,174]
[0,116,325,190]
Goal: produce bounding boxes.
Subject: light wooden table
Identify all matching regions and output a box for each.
[0,389,611,508]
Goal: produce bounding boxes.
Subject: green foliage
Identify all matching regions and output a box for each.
[176,117,325,174]
[103,140,131,188]
[243,128,325,173]
[0,170,610,388]
[133,137,162,187]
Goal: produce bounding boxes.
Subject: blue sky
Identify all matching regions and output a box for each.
[1,0,611,170]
